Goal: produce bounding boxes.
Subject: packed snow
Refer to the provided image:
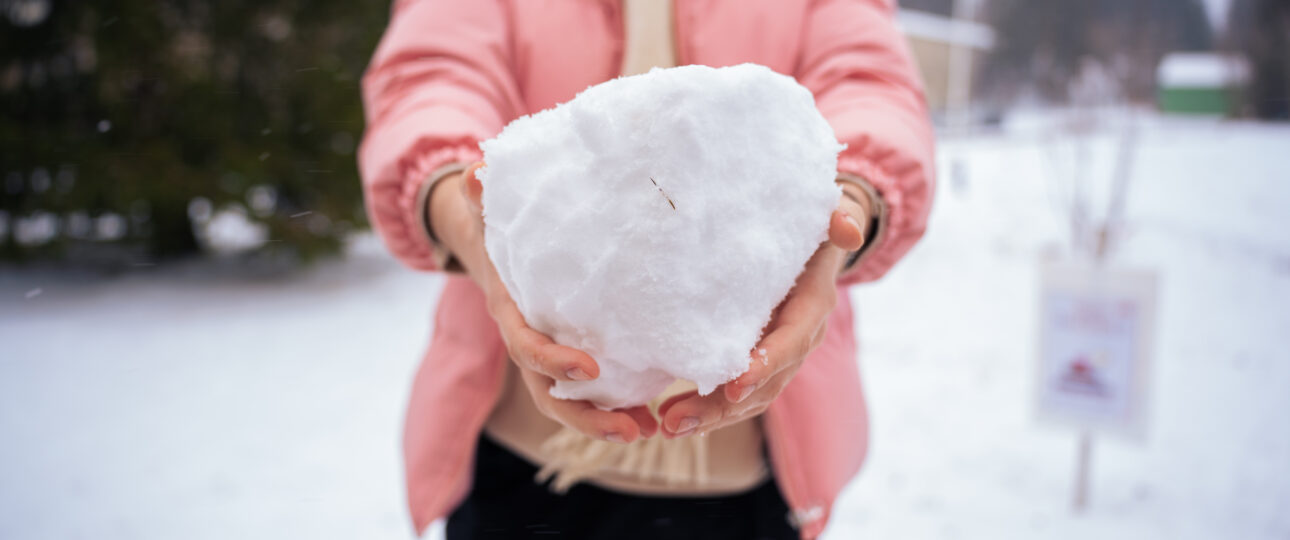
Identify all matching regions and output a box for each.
[479,64,841,408]
[1,118,1287,540]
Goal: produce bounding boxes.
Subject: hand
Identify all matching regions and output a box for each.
[657,183,871,438]
[429,162,659,443]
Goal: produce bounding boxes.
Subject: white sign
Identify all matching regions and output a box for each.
[1036,263,1158,439]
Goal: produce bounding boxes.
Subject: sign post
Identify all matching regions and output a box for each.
[1037,263,1158,511]
[1073,430,1092,511]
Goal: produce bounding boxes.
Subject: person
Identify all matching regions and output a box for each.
[358,1,934,538]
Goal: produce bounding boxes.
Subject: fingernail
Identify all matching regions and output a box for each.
[844,214,862,232]
[736,383,757,403]
[605,432,627,444]
[565,367,591,381]
[676,416,700,434]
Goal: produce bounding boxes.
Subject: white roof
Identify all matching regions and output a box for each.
[897,9,996,50]
[1158,53,1250,87]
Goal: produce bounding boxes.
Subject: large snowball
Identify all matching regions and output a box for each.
[478,64,843,410]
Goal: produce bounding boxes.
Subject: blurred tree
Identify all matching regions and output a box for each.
[1227,0,1290,119]
[975,0,1213,106]
[901,0,954,17]
[0,0,386,263]
[974,0,1212,263]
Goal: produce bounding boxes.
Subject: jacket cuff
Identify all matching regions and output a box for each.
[390,143,482,271]
[835,155,908,285]
[414,161,471,273]
[835,171,888,277]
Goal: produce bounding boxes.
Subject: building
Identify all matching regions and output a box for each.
[897,0,995,125]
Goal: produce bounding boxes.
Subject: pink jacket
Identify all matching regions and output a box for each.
[359,1,934,538]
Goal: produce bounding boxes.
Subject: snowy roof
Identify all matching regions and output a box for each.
[1157,53,1250,87]
[896,9,996,50]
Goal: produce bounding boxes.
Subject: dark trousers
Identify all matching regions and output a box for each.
[446,435,798,540]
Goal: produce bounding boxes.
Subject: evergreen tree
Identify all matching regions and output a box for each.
[1227,0,1290,119]
[901,0,954,17]
[1,0,387,263]
[976,0,1213,106]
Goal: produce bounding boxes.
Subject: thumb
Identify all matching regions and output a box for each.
[827,207,865,251]
[461,161,486,214]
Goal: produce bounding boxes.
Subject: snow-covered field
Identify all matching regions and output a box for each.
[829,119,1290,539]
[2,120,1288,539]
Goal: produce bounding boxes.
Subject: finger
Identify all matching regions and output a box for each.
[747,316,822,382]
[677,366,803,437]
[726,253,838,400]
[659,391,728,438]
[621,406,659,439]
[461,161,485,213]
[519,369,643,443]
[735,299,830,394]
[546,399,644,444]
[724,348,774,403]
[656,390,695,422]
[725,371,792,423]
[828,208,865,251]
[548,401,642,443]
[491,293,600,382]
[797,242,848,297]
[729,342,793,399]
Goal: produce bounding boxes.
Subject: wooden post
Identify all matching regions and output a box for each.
[1073,430,1093,512]
[946,0,975,136]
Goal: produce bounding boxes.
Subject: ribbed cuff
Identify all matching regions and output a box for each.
[836,171,888,274]
[414,161,471,273]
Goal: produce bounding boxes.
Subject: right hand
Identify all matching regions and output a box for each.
[429,161,658,444]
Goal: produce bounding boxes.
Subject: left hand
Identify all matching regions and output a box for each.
[658,181,872,437]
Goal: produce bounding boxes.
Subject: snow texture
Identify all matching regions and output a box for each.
[477,64,843,409]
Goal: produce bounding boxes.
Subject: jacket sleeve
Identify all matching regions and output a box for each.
[795,0,936,286]
[358,0,524,271]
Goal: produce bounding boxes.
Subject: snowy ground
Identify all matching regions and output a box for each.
[2,120,1288,539]
[829,118,1290,540]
